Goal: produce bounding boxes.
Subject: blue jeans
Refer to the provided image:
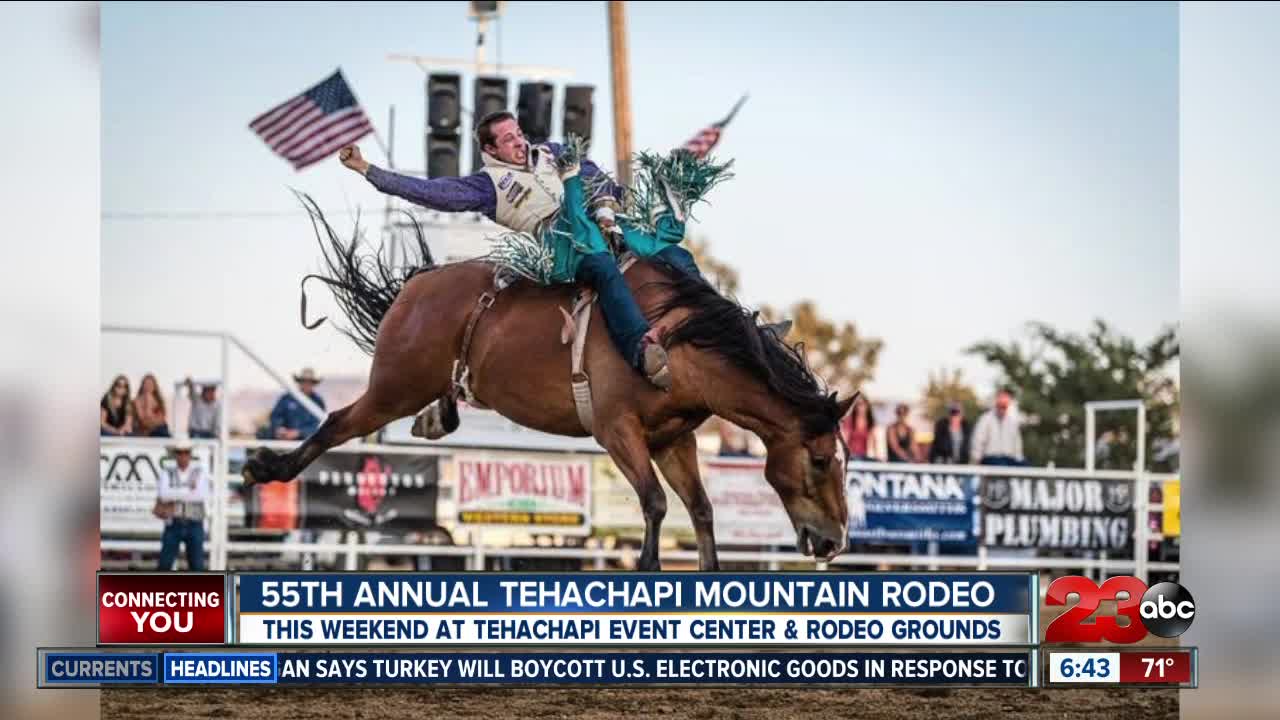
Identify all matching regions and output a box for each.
[576,253,651,368]
[980,455,1028,467]
[190,429,216,439]
[654,245,704,281]
[159,518,206,571]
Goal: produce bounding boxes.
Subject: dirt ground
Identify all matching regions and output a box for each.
[101,685,1176,720]
[100,601,1179,719]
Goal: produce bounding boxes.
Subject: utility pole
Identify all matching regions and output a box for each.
[608,1,633,187]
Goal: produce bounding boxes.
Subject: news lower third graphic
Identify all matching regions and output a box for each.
[34,571,1200,689]
[232,572,1035,646]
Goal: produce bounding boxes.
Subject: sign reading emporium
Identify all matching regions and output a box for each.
[450,452,592,534]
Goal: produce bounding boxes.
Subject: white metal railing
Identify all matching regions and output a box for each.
[100,435,1179,580]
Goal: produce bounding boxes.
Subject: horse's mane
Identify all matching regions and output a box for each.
[645,259,844,436]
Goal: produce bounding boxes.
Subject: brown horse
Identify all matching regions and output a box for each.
[243,201,856,570]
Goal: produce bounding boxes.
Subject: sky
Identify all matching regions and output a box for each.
[100,1,1178,407]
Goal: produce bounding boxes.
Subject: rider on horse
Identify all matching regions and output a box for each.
[339,110,719,390]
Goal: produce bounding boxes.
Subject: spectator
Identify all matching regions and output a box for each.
[269,367,327,440]
[840,395,878,461]
[886,403,919,463]
[100,375,134,437]
[970,387,1026,466]
[133,373,170,437]
[185,377,221,439]
[153,438,209,571]
[929,402,972,464]
[717,419,754,458]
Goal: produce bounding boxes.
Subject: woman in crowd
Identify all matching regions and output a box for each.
[886,403,919,463]
[133,373,171,437]
[840,395,879,461]
[100,375,134,437]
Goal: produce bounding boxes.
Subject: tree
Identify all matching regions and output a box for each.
[921,367,982,422]
[687,234,882,394]
[685,234,741,296]
[966,320,1179,471]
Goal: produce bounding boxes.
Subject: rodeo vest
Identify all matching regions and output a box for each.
[479,144,566,235]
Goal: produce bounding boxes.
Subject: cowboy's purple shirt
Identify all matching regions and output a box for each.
[364,142,621,222]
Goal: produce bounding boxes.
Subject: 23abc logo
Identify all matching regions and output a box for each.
[1044,576,1195,643]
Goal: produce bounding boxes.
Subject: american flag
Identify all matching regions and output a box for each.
[250,70,374,171]
[681,94,748,159]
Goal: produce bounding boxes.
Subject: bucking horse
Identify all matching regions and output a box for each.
[242,198,856,570]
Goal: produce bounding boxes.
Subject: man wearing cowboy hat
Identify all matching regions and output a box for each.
[269,367,327,440]
[154,438,210,571]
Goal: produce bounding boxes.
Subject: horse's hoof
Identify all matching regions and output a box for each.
[411,405,452,440]
[242,449,284,487]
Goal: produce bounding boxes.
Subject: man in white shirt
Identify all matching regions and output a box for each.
[154,438,210,570]
[970,388,1026,466]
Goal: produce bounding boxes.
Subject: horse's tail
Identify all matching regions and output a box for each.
[295,192,437,356]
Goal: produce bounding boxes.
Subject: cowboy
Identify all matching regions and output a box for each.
[339,111,679,388]
[153,438,210,571]
[268,367,326,440]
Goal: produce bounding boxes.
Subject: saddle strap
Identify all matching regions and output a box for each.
[453,289,497,409]
[569,252,640,434]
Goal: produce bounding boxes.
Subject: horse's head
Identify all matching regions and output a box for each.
[762,390,859,561]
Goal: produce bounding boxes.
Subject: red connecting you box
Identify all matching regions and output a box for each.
[1118,651,1192,684]
[98,573,227,644]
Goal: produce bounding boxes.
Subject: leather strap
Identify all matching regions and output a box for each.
[453,290,497,408]
[569,253,640,433]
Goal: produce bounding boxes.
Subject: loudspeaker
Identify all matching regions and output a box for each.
[472,75,509,171]
[562,85,594,143]
[427,131,460,178]
[516,81,555,144]
[427,73,461,132]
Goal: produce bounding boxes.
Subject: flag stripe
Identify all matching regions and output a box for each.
[261,103,324,146]
[249,95,307,132]
[292,122,373,170]
[279,108,365,159]
[290,117,374,165]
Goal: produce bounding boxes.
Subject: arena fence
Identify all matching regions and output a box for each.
[100,436,1178,582]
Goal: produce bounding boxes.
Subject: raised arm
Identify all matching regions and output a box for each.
[339,145,496,218]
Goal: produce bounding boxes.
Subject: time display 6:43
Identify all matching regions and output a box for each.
[1049,652,1120,683]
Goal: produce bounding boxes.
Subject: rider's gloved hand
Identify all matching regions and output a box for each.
[339,145,370,175]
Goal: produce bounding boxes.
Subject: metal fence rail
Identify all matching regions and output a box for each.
[100,435,1178,580]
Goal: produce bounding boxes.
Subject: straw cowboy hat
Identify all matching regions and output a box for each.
[166,437,194,454]
[293,367,323,384]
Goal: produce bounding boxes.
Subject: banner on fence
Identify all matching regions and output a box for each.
[445,451,592,535]
[980,475,1134,551]
[703,460,794,545]
[1162,478,1180,537]
[100,443,216,534]
[297,452,439,532]
[846,468,978,545]
[591,456,692,533]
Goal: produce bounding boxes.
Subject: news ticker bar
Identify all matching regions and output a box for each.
[38,649,1037,688]
[97,571,1039,647]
